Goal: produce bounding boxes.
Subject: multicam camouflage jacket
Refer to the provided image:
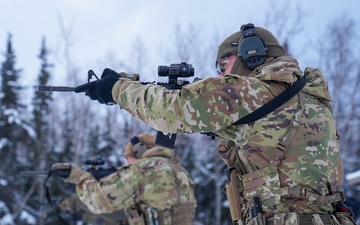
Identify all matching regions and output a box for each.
[58,194,128,225]
[112,56,343,218]
[72,147,196,225]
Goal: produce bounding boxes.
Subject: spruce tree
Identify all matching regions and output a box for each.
[0,33,33,224]
[31,37,54,168]
[0,33,25,177]
[27,37,54,225]
[32,37,53,144]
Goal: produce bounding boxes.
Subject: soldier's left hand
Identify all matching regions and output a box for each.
[51,163,87,184]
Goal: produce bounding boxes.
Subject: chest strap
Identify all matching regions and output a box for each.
[266,213,333,225]
[233,75,306,126]
[281,187,345,205]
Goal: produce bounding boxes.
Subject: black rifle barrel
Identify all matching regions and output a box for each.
[37,85,76,92]
[21,171,48,176]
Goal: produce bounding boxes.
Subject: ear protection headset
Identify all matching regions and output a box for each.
[238,23,267,69]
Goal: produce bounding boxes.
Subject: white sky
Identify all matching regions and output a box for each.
[0,0,359,88]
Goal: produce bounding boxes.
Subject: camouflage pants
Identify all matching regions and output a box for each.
[247,212,357,225]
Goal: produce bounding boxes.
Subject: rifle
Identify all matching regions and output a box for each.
[21,156,120,225]
[21,156,118,181]
[37,62,195,149]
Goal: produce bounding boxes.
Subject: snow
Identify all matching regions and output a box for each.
[0,201,14,225]
[20,210,36,225]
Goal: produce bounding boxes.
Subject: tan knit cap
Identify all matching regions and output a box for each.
[217,26,286,60]
[124,133,156,158]
[216,25,286,76]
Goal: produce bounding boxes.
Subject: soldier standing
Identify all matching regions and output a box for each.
[74,24,356,224]
[52,133,197,225]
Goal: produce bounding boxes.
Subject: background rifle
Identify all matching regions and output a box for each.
[21,156,118,181]
[22,156,125,224]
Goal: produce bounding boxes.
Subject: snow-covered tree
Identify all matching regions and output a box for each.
[317,15,360,199]
[0,33,35,225]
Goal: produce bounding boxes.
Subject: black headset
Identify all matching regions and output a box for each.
[237,23,267,69]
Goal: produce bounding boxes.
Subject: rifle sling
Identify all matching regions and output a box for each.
[43,172,70,225]
[233,76,306,125]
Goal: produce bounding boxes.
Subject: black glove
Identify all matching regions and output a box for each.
[51,163,88,184]
[75,68,120,105]
[50,163,71,178]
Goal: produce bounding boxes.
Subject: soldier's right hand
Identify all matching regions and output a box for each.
[50,163,71,178]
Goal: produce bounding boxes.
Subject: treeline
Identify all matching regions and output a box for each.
[0,13,360,225]
[0,28,228,225]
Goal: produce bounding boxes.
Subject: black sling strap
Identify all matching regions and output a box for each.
[233,75,306,125]
[43,172,69,225]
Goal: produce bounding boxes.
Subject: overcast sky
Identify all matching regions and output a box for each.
[1,0,359,88]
